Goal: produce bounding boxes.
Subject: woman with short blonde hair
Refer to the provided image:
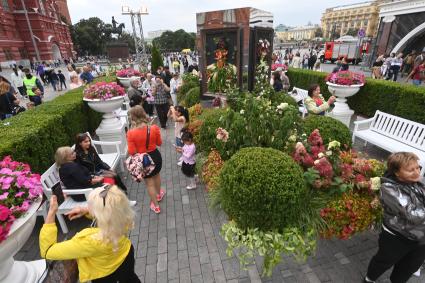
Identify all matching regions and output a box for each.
[40,186,140,282]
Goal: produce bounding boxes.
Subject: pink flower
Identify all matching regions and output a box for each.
[15,191,25,198]
[216,127,229,142]
[313,158,334,179]
[0,205,11,221]
[0,223,12,242]
[0,192,8,200]
[19,200,30,212]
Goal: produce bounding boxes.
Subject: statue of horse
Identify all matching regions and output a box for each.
[103,23,126,38]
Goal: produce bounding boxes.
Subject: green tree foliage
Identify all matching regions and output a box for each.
[151,45,163,72]
[152,29,195,51]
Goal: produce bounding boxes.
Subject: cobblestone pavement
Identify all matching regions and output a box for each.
[18,118,425,282]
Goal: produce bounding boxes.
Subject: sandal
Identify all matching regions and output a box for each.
[150,201,160,214]
[156,189,166,202]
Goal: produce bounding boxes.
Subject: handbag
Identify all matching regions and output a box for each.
[5,93,25,116]
[125,126,156,182]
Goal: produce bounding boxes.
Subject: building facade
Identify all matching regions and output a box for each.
[321,1,383,39]
[373,0,425,59]
[0,0,74,67]
[275,24,319,42]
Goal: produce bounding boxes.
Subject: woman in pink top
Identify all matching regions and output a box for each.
[176,131,196,190]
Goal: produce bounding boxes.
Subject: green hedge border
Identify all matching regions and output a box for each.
[287,68,425,124]
[0,76,116,172]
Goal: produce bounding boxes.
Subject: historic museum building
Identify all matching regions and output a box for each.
[0,0,73,66]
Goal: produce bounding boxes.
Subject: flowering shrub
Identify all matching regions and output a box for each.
[0,156,43,243]
[201,149,224,191]
[216,127,229,142]
[188,103,203,119]
[83,82,126,100]
[326,70,365,86]
[116,68,141,78]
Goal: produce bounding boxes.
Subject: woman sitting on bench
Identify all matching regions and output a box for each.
[74,133,128,193]
[40,186,141,283]
[55,146,104,201]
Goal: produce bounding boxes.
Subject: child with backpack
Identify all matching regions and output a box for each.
[175,131,196,190]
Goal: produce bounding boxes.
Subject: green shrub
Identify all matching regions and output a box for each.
[177,81,198,104]
[0,78,107,173]
[302,115,352,147]
[287,68,425,124]
[182,86,200,107]
[151,45,163,72]
[197,108,229,153]
[219,147,307,231]
[273,91,299,108]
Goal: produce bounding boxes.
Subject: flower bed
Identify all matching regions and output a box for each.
[83,82,126,100]
[116,68,141,78]
[0,156,42,243]
[326,70,365,86]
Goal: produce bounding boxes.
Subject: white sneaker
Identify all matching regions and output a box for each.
[186,185,197,190]
[177,161,183,166]
[129,200,137,207]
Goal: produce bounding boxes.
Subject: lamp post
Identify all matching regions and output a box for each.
[20,0,40,61]
[122,5,148,68]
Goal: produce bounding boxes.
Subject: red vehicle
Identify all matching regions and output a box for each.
[321,37,370,64]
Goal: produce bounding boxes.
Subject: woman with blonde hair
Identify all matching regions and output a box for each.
[40,186,141,283]
[127,105,164,213]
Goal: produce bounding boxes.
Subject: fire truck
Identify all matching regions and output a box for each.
[320,36,371,64]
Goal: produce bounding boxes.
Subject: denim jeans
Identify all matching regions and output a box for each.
[412,79,422,86]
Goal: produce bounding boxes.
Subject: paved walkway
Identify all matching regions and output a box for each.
[18,120,425,282]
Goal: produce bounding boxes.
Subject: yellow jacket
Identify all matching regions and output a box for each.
[305,95,331,114]
[40,223,131,283]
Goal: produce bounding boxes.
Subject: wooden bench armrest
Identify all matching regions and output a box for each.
[353,118,374,132]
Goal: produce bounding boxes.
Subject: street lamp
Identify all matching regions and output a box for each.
[122,5,149,68]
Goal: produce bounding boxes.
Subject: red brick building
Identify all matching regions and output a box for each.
[0,0,74,66]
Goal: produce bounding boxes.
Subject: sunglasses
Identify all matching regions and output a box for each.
[99,185,112,207]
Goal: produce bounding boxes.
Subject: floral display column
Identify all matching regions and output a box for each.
[83,82,127,157]
[326,71,365,127]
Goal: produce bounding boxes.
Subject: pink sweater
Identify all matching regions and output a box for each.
[182,143,196,165]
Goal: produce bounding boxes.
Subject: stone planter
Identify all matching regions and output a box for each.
[83,96,125,130]
[117,76,141,88]
[326,82,363,127]
[0,197,45,283]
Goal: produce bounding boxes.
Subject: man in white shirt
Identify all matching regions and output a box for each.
[170,73,182,106]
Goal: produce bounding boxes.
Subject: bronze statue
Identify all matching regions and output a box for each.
[104,16,125,38]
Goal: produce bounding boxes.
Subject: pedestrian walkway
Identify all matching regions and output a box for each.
[17,122,425,282]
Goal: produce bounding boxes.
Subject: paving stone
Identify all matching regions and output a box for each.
[213,269,227,283]
[247,265,262,283]
[182,195,189,205]
[156,271,167,283]
[145,264,156,283]
[201,263,215,283]
[198,245,210,264]
[158,236,167,254]
[178,250,189,270]
[209,251,223,271]
[179,267,191,282]
[157,253,167,272]
[189,256,202,276]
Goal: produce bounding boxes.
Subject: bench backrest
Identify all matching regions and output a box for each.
[370,111,425,151]
[292,87,309,101]
[40,163,61,196]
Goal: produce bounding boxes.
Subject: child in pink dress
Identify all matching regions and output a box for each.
[176,131,196,190]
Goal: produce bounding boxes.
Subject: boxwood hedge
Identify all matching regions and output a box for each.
[0,76,115,172]
[287,68,425,124]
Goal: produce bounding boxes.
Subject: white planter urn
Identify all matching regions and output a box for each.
[0,197,45,283]
[84,95,125,130]
[326,82,363,127]
[117,77,140,88]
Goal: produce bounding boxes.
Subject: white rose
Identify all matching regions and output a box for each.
[314,159,320,165]
[326,151,332,156]
[240,110,245,115]
[318,153,325,158]
[328,140,341,150]
[370,177,381,191]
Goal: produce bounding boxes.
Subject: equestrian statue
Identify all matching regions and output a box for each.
[104,16,125,38]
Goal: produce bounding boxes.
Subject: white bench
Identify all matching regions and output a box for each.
[291,87,309,118]
[353,110,425,175]
[40,134,121,234]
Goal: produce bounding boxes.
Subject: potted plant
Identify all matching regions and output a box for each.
[325,70,366,126]
[83,82,126,130]
[0,156,44,282]
[116,68,142,87]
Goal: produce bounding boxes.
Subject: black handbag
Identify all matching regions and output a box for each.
[5,93,25,115]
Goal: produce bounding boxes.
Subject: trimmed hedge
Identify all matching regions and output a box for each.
[302,115,352,148]
[182,86,201,108]
[0,77,114,172]
[219,147,307,231]
[287,68,425,124]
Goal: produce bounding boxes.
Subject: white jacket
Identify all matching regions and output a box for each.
[10,70,24,89]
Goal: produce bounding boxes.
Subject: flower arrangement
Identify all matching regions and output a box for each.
[83,82,126,100]
[326,70,365,86]
[116,68,142,78]
[216,127,229,142]
[206,38,237,94]
[254,39,272,96]
[0,156,43,243]
[201,149,224,191]
[289,129,384,239]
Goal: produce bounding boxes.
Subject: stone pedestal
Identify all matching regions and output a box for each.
[106,42,129,63]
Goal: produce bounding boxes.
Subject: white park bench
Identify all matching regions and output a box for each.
[353,110,425,175]
[40,133,121,234]
[291,87,309,118]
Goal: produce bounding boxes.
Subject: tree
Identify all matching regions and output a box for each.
[71,17,107,55]
[151,45,163,72]
[345,28,358,37]
[152,29,195,52]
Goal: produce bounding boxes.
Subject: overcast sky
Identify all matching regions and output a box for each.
[68,0,364,35]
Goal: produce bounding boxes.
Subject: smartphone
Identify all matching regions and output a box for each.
[51,182,65,205]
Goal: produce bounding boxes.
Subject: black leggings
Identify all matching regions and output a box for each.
[92,245,141,283]
[366,229,425,283]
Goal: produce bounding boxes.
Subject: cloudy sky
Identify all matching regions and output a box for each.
[68,0,363,35]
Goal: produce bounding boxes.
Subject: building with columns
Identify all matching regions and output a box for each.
[321,1,383,39]
[275,24,319,42]
[0,0,74,67]
[373,0,425,59]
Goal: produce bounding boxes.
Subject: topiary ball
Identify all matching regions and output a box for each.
[183,87,201,107]
[197,108,228,153]
[219,147,307,231]
[302,115,352,148]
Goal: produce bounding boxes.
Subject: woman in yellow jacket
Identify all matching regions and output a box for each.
[304,84,336,116]
[39,185,141,283]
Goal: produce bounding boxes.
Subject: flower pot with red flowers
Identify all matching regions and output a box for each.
[0,156,45,282]
[325,70,365,126]
[116,68,142,87]
[83,82,126,130]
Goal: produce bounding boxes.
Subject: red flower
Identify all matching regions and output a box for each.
[314,158,334,179]
[308,129,323,146]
